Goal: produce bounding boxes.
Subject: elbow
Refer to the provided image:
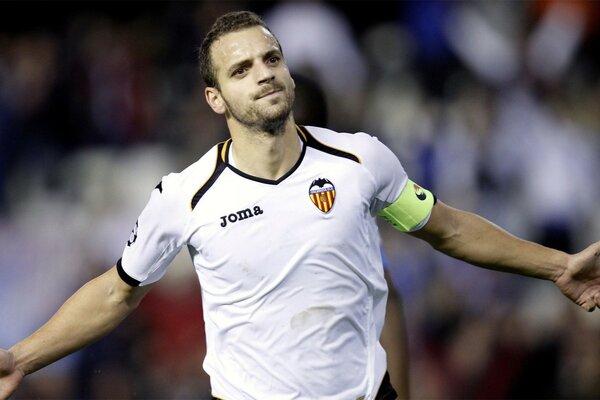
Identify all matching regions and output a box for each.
[427,204,464,253]
[99,279,145,315]
[101,265,150,312]
[429,233,459,255]
[410,200,466,257]
[104,285,130,312]
[108,285,144,312]
[422,223,464,259]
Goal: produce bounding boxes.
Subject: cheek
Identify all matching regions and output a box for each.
[279,67,294,85]
[220,89,250,115]
[222,82,249,102]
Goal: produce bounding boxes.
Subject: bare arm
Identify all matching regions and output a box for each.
[0,266,151,399]
[409,201,568,280]
[409,201,600,311]
[380,271,410,399]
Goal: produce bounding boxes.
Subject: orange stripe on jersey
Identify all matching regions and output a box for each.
[296,125,308,142]
[220,138,231,162]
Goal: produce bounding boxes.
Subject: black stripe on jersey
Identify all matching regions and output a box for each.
[298,125,361,164]
[191,141,228,209]
[116,258,141,287]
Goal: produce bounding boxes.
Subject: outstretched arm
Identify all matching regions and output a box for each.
[0,266,151,399]
[409,201,600,311]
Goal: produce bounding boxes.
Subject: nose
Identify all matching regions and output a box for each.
[254,61,275,84]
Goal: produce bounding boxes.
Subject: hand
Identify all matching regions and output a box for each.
[0,349,23,400]
[555,242,600,311]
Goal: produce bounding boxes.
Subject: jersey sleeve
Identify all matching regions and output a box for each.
[356,132,435,231]
[117,173,188,286]
[354,132,408,213]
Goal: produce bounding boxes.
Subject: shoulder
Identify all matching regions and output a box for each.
[301,125,408,205]
[300,125,392,164]
[157,142,227,211]
[301,125,379,148]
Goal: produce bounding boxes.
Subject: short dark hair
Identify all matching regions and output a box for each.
[198,11,282,89]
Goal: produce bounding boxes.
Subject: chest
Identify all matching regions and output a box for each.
[186,157,375,271]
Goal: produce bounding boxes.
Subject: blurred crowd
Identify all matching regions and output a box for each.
[1,1,600,399]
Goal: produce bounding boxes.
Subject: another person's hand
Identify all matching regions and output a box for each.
[556,242,600,311]
[0,349,24,400]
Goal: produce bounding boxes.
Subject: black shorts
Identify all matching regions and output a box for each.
[211,371,398,399]
[375,371,398,400]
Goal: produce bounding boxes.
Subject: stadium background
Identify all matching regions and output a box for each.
[1,0,600,398]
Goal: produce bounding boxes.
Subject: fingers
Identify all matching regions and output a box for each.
[581,294,600,312]
[582,300,595,312]
[594,292,600,311]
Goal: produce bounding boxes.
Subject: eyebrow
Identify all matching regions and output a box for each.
[227,59,251,76]
[263,49,281,60]
[226,49,283,76]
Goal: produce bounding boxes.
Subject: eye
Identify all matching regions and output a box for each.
[267,56,280,65]
[232,67,247,77]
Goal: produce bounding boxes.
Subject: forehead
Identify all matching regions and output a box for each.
[211,26,280,69]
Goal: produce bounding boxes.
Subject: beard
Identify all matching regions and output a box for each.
[223,84,295,136]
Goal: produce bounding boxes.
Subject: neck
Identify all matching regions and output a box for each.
[228,117,301,181]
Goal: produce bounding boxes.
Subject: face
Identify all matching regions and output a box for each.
[205,26,295,134]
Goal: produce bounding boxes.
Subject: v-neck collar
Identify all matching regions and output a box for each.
[222,126,307,185]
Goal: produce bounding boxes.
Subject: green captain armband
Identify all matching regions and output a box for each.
[378,180,435,232]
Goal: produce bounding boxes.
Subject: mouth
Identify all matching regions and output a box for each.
[256,87,283,100]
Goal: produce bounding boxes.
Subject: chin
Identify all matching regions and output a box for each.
[260,116,289,135]
[259,106,292,126]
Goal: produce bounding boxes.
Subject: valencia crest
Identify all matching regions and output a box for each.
[309,178,336,213]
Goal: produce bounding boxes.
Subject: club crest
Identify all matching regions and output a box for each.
[309,178,336,213]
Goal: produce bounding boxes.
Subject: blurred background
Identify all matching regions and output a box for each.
[1,0,600,398]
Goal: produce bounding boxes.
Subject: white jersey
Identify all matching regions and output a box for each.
[118,126,414,399]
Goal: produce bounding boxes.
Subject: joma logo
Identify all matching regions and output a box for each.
[220,206,264,227]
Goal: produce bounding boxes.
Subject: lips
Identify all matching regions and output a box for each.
[255,86,283,100]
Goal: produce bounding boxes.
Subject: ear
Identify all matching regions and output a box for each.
[205,87,226,115]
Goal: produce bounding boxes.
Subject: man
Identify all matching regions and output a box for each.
[1,10,600,400]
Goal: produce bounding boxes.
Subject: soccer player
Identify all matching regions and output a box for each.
[2,10,600,400]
